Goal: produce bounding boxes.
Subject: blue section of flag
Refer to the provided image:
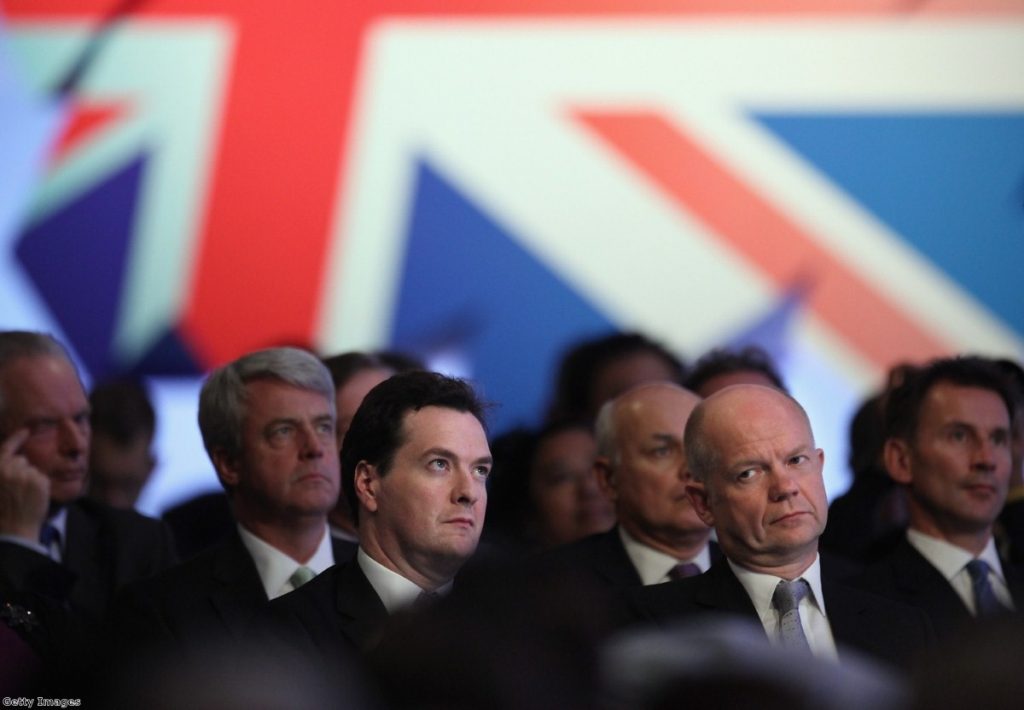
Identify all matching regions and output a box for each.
[391,160,615,434]
[754,112,1024,337]
[16,153,146,378]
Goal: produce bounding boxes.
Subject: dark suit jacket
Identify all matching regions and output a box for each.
[0,498,177,622]
[109,528,357,653]
[257,556,388,661]
[626,555,935,670]
[535,526,722,591]
[854,537,1024,639]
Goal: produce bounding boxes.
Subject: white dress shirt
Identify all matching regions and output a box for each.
[357,548,452,614]
[237,523,335,600]
[730,553,839,661]
[619,526,711,585]
[906,528,1015,614]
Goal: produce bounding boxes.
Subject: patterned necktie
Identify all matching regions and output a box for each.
[965,559,1009,617]
[772,578,812,652]
[668,562,701,581]
[289,566,316,590]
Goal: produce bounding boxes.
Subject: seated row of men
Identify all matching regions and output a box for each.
[0,330,1020,700]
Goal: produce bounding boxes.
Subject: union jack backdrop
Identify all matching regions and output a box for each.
[2,0,1022,510]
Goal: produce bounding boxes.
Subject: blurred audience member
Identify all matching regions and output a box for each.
[993,358,1024,564]
[86,378,157,510]
[820,389,907,563]
[321,351,397,542]
[482,421,615,556]
[546,331,686,425]
[535,384,715,596]
[602,617,907,710]
[684,345,787,398]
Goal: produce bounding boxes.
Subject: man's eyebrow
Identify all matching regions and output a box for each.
[422,447,493,465]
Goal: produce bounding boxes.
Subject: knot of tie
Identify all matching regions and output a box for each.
[965,559,1009,617]
[413,590,440,611]
[771,578,812,652]
[289,566,316,590]
[39,522,60,548]
[668,562,701,581]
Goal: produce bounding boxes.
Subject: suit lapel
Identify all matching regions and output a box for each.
[334,560,389,650]
[594,528,643,587]
[695,560,760,618]
[208,531,268,638]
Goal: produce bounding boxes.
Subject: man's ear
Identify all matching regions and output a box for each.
[883,438,913,485]
[354,461,381,514]
[211,449,241,490]
[593,458,618,502]
[685,478,715,528]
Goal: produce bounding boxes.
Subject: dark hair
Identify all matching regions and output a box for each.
[684,345,787,395]
[89,378,156,445]
[321,352,394,390]
[341,371,487,524]
[546,331,686,423]
[883,356,1015,442]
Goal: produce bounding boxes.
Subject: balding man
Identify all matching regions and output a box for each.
[628,385,933,669]
[535,383,717,592]
[0,332,175,622]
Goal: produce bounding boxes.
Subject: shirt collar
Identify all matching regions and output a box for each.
[619,526,711,585]
[236,523,335,600]
[729,552,827,618]
[357,547,451,614]
[906,528,1006,583]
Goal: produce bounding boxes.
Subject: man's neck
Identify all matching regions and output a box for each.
[359,526,459,592]
[237,514,327,563]
[908,520,993,557]
[728,546,817,581]
[622,520,711,561]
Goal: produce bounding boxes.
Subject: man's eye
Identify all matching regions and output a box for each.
[429,458,449,471]
[737,468,757,482]
[789,454,808,466]
[474,465,491,478]
[949,428,968,443]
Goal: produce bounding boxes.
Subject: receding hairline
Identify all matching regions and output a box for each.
[685,384,813,481]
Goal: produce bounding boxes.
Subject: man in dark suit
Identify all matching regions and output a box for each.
[260,370,491,657]
[0,332,175,623]
[110,347,356,654]
[628,384,933,669]
[538,383,717,591]
[856,356,1022,637]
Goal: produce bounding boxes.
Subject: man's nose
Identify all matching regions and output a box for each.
[298,423,327,458]
[768,467,799,501]
[59,418,88,458]
[453,467,481,506]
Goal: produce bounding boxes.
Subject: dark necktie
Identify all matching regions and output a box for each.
[289,566,316,590]
[965,559,1010,617]
[413,590,440,610]
[772,578,812,652]
[38,523,60,560]
[668,562,701,581]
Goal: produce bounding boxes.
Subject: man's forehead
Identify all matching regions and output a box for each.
[400,406,488,450]
[923,381,1011,425]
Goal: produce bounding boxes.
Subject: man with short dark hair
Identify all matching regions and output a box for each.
[110,347,354,652]
[628,385,933,669]
[86,378,157,510]
[262,370,491,656]
[857,356,1023,636]
[0,331,175,622]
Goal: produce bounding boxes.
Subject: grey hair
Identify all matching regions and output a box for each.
[198,347,336,462]
[685,388,813,483]
[594,397,621,466]
[0,331,76,420]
